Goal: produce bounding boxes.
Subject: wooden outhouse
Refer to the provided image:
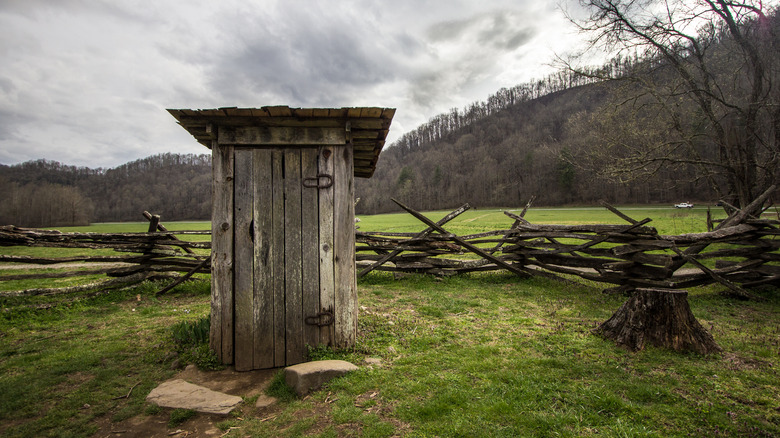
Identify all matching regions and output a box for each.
[168,106,395,370]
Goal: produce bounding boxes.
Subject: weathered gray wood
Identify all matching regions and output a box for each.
[334,143,357,348]
[1,267,140,281]
[358,203,470,277]
[667,184,777,274]
[284,148,304,365]
[147,214,160,233]
[233,148,254,371]
[0,254,150,264]
[318,145,336,347]
[660,224,757,243]
[0,271,173,298]
[143,211,202,258]
[253,148,275,369]
[391,198,534,279]
[218,126,345,146]
[301,147,321,350]
[156,256,211,296]
[210,142,234,365]
[271,150,287,367]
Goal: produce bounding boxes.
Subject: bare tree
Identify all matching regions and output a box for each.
[567,0,780,207]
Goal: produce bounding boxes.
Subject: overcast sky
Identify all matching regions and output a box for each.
[0,0,588,169]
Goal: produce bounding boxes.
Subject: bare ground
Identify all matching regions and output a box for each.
[94,366,278,438]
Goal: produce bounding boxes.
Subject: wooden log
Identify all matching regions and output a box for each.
[0,254,152,264]
[595,288,722,355]
[155,256,211,296]
[659,224,757,243]
[391,199,534,279]
[0,271,175,298]
[143,211,203,258]
[358,203,470,278]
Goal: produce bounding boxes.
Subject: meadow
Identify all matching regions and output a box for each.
[0,205,777,437]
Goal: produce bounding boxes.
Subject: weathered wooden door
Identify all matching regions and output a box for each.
[210,143,357,371]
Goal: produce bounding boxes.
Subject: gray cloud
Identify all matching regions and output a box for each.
[0,1,582,168]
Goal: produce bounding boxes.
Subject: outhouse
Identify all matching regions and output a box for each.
[168,106,395,371]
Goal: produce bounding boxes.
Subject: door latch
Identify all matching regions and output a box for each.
[303,174,333,189]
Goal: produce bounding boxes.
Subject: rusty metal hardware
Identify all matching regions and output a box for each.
[303,173,333,188]
[305,311,334,327]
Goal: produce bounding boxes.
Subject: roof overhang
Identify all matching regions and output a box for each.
[167,106,395,178]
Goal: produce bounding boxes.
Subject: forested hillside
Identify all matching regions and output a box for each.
[0,153,211,227]
[355,79,710,214]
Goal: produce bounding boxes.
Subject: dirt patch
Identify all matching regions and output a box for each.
[94,366,278,438]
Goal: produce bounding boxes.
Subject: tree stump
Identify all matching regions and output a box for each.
[595,288,722,355]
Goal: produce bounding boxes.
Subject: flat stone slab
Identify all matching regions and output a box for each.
[285,360,358,396]
[146,379,243,414]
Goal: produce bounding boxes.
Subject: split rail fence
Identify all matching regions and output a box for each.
[2,187,779,301]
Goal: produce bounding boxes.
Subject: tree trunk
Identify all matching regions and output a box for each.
[595,288,722,355]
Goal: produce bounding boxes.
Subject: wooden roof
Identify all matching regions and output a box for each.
[168,106,395,178]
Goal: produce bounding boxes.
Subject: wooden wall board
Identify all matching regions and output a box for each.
[252,148,275,369]
[333,143,357,348]
[284,149,304,365]
[271,150,286,367]
[233,149,255,372]
[210,142,234,364]
[301,148,321,349]
[318,145,336,347]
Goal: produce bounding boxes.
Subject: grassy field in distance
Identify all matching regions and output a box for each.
[356,205,727,236]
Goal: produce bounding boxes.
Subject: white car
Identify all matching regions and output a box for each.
[674,202,694,208]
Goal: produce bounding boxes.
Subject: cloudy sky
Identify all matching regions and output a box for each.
[0,0,588,169]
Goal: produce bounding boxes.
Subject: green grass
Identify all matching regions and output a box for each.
[0,207,777,436]
[357,205,728,236]
[1,273,776,437]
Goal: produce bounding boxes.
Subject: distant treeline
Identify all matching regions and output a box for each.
[0,153,211,227]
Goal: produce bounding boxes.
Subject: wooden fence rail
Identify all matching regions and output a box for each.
[2,188,779,300]
[0,213,210,297]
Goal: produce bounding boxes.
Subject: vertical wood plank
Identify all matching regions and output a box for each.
[210,142,234,364]
[233,148,254,371]
[318,145,336,347]
[271,150,286,367]
[301,148,320,351]
[284,149,304,365]
[253,149,275,369]
[333,143,357,348]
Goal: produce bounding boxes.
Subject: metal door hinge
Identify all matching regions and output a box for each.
[305,311,334,327]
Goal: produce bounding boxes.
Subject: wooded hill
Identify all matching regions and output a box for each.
[0,153,211,227]
[356,82,712,215]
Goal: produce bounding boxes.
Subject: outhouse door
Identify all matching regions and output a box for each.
[210,142,357,371]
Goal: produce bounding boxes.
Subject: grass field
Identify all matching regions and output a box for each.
[0,206,777,437]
